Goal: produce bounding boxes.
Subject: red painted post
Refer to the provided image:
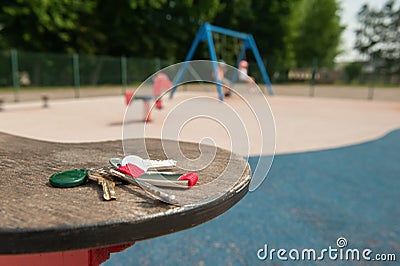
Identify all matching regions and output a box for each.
[0,243,134,266]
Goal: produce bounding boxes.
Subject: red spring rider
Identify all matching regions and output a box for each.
[153,73,172,109]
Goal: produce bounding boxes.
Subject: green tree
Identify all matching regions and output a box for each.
[355,0,400,74]
[90,0,223,59]
[344,62,362,83]
[0,0,345,71]
[0,0,99,53]
[251,0,300,78]
[210,0,300,81]
[292,0,344,68]
[0,0,223,59]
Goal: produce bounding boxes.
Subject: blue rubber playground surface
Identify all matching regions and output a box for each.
[105,129,400,265]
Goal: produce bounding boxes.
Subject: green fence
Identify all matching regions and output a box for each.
[0,49,173,101]
[1,49,399,102]
[0,50,12,87]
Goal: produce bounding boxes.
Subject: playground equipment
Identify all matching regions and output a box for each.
[125,72,172,122]
[169,22,274,101]
[153,73,172,109]
[125,92,152,122]
[41,95,49,108]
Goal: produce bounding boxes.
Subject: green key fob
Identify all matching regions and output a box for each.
[49,169,88,188]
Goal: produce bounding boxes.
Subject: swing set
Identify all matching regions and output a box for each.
[169,22,274,101]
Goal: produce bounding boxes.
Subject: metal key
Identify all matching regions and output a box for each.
[109,158,189,187]
[111,157,178,174]
[145,159,177,171]
[108,168,179,205]
[121,155,177,171]
[87,170,117,201]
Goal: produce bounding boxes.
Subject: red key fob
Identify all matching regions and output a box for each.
[117,164,145,178]
[178,172,198,188]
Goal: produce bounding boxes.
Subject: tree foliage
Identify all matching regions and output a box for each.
[91,0,223,58]
[355,0,400,74]
[0,0,344,70]
[292,0,344,68]
[0,0,224,58]
[344,62,363,83]
[210,0,300,75]
[0,0,98,53]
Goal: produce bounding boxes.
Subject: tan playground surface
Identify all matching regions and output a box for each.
[0,91,399,155]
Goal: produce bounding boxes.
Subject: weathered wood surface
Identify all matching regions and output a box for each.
[0,132,251,254]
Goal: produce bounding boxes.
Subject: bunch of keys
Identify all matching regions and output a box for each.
[49,156,198,205]
[109,156,198,188]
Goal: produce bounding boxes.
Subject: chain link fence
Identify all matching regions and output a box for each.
[0,49,399,102]
[0,49,173,102]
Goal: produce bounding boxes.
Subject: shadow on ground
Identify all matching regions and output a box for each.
[105,129,400,265]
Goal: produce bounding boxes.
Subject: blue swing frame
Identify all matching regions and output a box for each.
[169,22,274,101]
